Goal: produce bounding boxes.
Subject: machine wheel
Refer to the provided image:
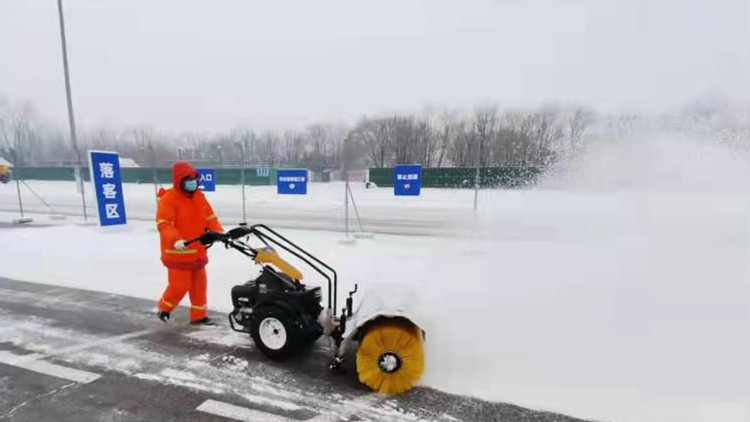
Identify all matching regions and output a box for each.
[250,306,299,358]
[356,318,425,394]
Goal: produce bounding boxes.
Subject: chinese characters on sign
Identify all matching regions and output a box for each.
[102,183,117,199]
[196,168,216,192]
[277,169,308,195]
[394,164,422,196]
[88,151,127,226]
[99,162,114,179]
[396,174,419,181]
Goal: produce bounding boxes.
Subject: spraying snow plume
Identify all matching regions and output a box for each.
[419,125,750,422]
[541,125,750,194]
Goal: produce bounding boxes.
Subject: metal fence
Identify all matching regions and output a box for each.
[12,166,542,189]
[368,167,541,188]
[13,167,278,186]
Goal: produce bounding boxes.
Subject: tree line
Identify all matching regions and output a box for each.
[3,92,747,172]
[353,105,590,169]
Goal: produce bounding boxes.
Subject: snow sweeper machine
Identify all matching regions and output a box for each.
[189,224,426,395]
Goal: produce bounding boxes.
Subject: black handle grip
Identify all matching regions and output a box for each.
[184,231,227,247]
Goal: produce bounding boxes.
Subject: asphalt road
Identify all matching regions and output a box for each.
[0,277,591,422]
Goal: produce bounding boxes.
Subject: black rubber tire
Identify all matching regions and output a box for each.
[250,306,300,359]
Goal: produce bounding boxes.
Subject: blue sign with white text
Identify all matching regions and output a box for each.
[197,168,216,192]
[88,151,127,226]
[277,169,308,195]
[394,164,422,196]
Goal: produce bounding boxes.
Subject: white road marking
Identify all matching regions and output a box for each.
[240,393,303,411]
[307,394,388,422]
[196,393,394,422]
[0,324,157,385]
[0,350,101,384]
[35,328,160,360]
[196,399,295,422]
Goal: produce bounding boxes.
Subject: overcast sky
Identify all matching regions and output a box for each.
[1,0,748,132]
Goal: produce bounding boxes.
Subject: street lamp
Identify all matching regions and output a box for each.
[140,142,158,209]
[473,133,483,211]
[9,147,25,221]
[56,0,87,221]
[235,140,247,225]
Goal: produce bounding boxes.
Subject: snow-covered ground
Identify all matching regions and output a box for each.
[1,137,748,422]
[0,178,474,236]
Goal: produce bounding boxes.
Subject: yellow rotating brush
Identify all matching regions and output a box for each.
[356,318,424,394]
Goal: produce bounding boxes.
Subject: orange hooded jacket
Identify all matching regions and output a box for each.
[156,162,224,270]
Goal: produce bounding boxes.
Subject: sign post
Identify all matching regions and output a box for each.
[197,168,216,192]
[394,164,422,196]
[277,169,308,195]
[88,151,127,226]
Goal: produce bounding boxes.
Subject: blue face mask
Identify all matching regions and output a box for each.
[183,179,198,192]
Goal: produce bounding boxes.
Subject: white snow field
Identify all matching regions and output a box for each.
[0,137,748,422]
[0,176,473,236]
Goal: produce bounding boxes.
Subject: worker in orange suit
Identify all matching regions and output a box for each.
[156,161,224,325]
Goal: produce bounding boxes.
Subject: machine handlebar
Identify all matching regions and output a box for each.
[184,224,339,311]
[184,231,230,247]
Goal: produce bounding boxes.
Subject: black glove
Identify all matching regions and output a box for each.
[198,231,227,246]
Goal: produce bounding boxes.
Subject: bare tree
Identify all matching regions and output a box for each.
[392,115,415,165]
[474,104,499,167]
[257,132,280,166]
[568,107,591,151]
[0,101,12,160]
[534,107,565,166]
[449,120,476,167]
[280,130,306,165]
[435,111,458,167]
[1,103,43,166]
[357,117,394,168]
[304,123,346,169]
[130,126,175,165]
[412,117,438,167]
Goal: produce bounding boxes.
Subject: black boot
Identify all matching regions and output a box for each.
[190,317,215,326]
[157,310,170,322]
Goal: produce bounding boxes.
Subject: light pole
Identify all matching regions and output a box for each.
[235,139,247,225]
[141,142,158,209]
[10,148,25,220]
[473,135,482,211]
[149,141,158,207]
[342,137,350,239]
[56,0,87,221]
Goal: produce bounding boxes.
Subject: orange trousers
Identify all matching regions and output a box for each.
[158,267,207,322]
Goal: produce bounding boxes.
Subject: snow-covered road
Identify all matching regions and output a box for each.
[2,278,539,422]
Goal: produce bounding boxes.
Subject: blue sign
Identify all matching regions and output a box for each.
[277,169,308,195]
[394,164,422,196]
[88,151,127,226]
[197,168,216,192]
